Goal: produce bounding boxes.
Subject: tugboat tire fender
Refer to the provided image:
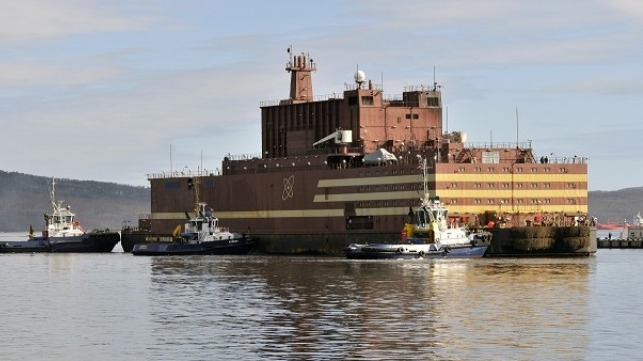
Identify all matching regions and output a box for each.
[397,247,404,253]
[419,250,425,257]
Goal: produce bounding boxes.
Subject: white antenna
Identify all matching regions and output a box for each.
[50,177,57,210]
[433,65,436,90]
[170,144,173,173]
[515,107,519,149]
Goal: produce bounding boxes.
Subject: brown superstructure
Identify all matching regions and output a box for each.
[138,50,591,255]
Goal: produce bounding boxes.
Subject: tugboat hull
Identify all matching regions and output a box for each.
[132,237,253,256]
[345,243,487,259]
[0,232,121,253]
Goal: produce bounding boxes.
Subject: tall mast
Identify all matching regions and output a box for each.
[50,177,57,211]
[285,47,316,102]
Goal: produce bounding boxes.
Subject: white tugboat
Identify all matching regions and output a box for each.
[0,178,120,253]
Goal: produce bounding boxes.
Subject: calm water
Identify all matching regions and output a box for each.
[1,234,642,360]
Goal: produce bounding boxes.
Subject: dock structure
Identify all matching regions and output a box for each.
[597,238,643,249]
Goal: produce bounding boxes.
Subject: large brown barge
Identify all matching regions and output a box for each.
[122,49,595,256]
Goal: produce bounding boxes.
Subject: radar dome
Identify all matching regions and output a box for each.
[354,70,366,84]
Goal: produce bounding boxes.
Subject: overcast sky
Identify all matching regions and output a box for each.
[1,0,641,191]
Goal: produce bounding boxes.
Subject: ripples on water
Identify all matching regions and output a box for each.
[2,247,643,360]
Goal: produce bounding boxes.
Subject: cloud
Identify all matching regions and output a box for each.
[0,0,152,42]
[608,0,643,19]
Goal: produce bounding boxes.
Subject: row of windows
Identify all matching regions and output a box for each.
[470,199,554,204]
[454,182,571,189]
[354,198,579,207]
[357,185,406,192]
[164,179,215,191]
[356,200,411,208]
[349,182,577,192]
[471,166,568,173]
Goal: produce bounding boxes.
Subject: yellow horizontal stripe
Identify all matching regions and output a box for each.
[313,190,422,203]
[152,203,588,221]
[317,174,427,187]
[152,207,413,220]
[311,189,585,203]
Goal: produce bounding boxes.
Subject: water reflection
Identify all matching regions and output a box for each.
[146,256,595,360]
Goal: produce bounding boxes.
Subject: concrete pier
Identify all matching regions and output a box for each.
[598,238,643,249]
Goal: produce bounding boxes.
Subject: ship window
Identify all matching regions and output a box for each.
[482,152,500,164]
[427,97,440,107]
[361,96,374,105]
[405,114,411,119]
[165,181,181,190]
[413,114,419,119]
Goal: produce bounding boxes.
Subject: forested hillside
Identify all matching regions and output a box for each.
[0,171,149,232]
[588,187,643,224]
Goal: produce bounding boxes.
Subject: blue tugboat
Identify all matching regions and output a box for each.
[132,202,252,256]
[132,177,252,256]
[0,178,120,253]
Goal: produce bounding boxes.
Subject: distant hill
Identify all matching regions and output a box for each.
[1,170,641,232]
[588,187,643,224]
[0,170,149,232]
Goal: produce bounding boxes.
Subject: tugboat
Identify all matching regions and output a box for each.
[131,178,252,256]
[345,157,491,259]
[0,178,120,253]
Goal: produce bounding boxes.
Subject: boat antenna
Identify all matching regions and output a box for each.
[433,65,436,90]
[192,176,201,215]
[416,155,429,204]
[50,177,57,211]
[423,157,428,202]
[515,106,519,149]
